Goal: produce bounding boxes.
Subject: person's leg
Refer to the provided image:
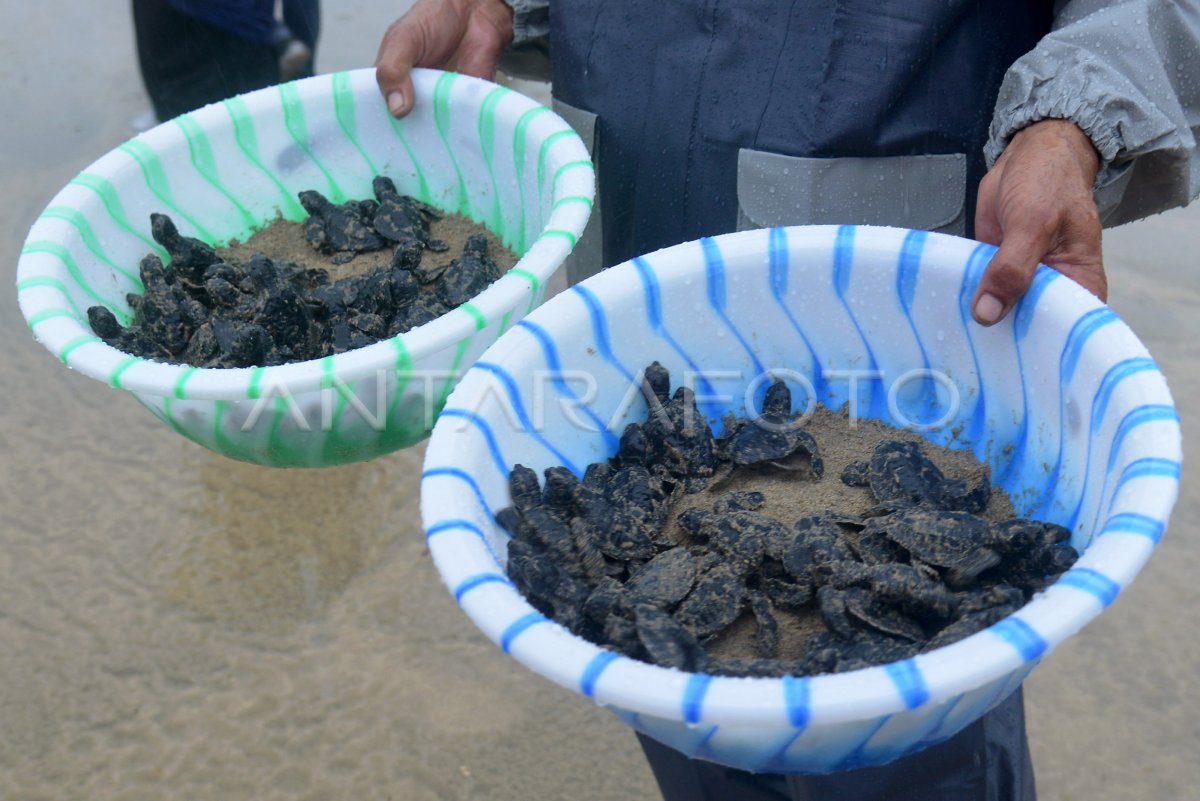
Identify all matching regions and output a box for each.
[786,687,1035,801]
[281,0,320,77]
[132,0,280,121]
[637,689,1032,801]
[132,0,192,121]
[637,733,793,801]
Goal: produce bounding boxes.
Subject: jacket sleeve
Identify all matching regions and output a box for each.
[984,0,1200,227]
[506,0,550,46]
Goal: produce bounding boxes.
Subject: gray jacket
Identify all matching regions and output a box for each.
[510,0,1200,227]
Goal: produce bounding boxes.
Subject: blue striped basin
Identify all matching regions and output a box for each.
[16,68,593,467]
[420,225,1181,774]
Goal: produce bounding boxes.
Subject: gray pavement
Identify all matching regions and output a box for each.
[0,3,1196,799]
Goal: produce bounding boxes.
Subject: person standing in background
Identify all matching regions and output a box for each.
[278,0,321,80]
[132,0,322,124]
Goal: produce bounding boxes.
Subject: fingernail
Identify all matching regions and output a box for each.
[974,293,1004,325]
[387,90,408,116]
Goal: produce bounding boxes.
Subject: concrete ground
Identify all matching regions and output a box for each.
[0,2,1196,799]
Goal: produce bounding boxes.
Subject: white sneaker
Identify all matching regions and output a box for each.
[129,108,159,133]
[279,39,312,81]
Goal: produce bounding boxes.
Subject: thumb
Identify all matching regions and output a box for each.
[375,19,421,116]
[376,1,455,117]
[971,220,1056,326]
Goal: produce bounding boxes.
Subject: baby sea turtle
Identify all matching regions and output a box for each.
[506,539,591,631]
[679,505,786,573]
[582,578,628,627]
[984,539,1079,595]
[507,464,543,512]
[868,508,1001,588]
[782,514,855,584]
[717,379,823,478]
[617,424,651,466]
[601,613,642,657]
[635,604,710,672]
[675,564,748,640]
[761,575,814,611]
[625,548,697,608]
[923,604,1018,651]
[587,507,659,563]
[826,561,955,620]
[842,587,926,642]
[568,519,612,583]
[542,465,585,516]
[842,440,991,513]
[571,464,671,560]
[641,384,720,484]
[517,506,578,562]
[953,585,1026,616]
[816,585,859,639]
[299,189,386,258]
[607,463,673,520]
[851,526,907,566]
[748,590,781,658]
[758,553,816,609]
[642,361,672,406]
[134,258,196,357]
[986,518,1073,554]
[151,212,220,284]
[371,176,445,250]
[86,305,123,341]
[802,629,922,675]
[437,234,505,308]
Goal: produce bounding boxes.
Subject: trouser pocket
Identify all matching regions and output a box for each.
[736,150,967,236]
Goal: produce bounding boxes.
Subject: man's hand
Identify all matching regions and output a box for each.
[375,0,515,117]
[972,119,1106,325]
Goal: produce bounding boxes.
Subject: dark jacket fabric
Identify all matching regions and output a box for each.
[549,0,1054,266]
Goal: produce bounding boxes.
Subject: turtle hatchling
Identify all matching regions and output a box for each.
[299,189,386,258]
[717,379,823,478]
[371,176,445,250]
[492,362,1078,679]
[842,439,990,513]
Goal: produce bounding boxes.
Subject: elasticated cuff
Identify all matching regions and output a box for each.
[505,0,549,46]
[984,94,1122,184]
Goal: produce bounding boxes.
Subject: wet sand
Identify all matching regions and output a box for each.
[1,2,1197,799]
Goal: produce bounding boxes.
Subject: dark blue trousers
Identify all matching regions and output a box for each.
[637,687,1034,801]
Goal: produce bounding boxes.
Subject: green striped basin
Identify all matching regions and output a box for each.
[16,68,594,467]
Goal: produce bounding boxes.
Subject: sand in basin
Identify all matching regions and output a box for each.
[217,209,518,280]
[657,404,1015,664]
